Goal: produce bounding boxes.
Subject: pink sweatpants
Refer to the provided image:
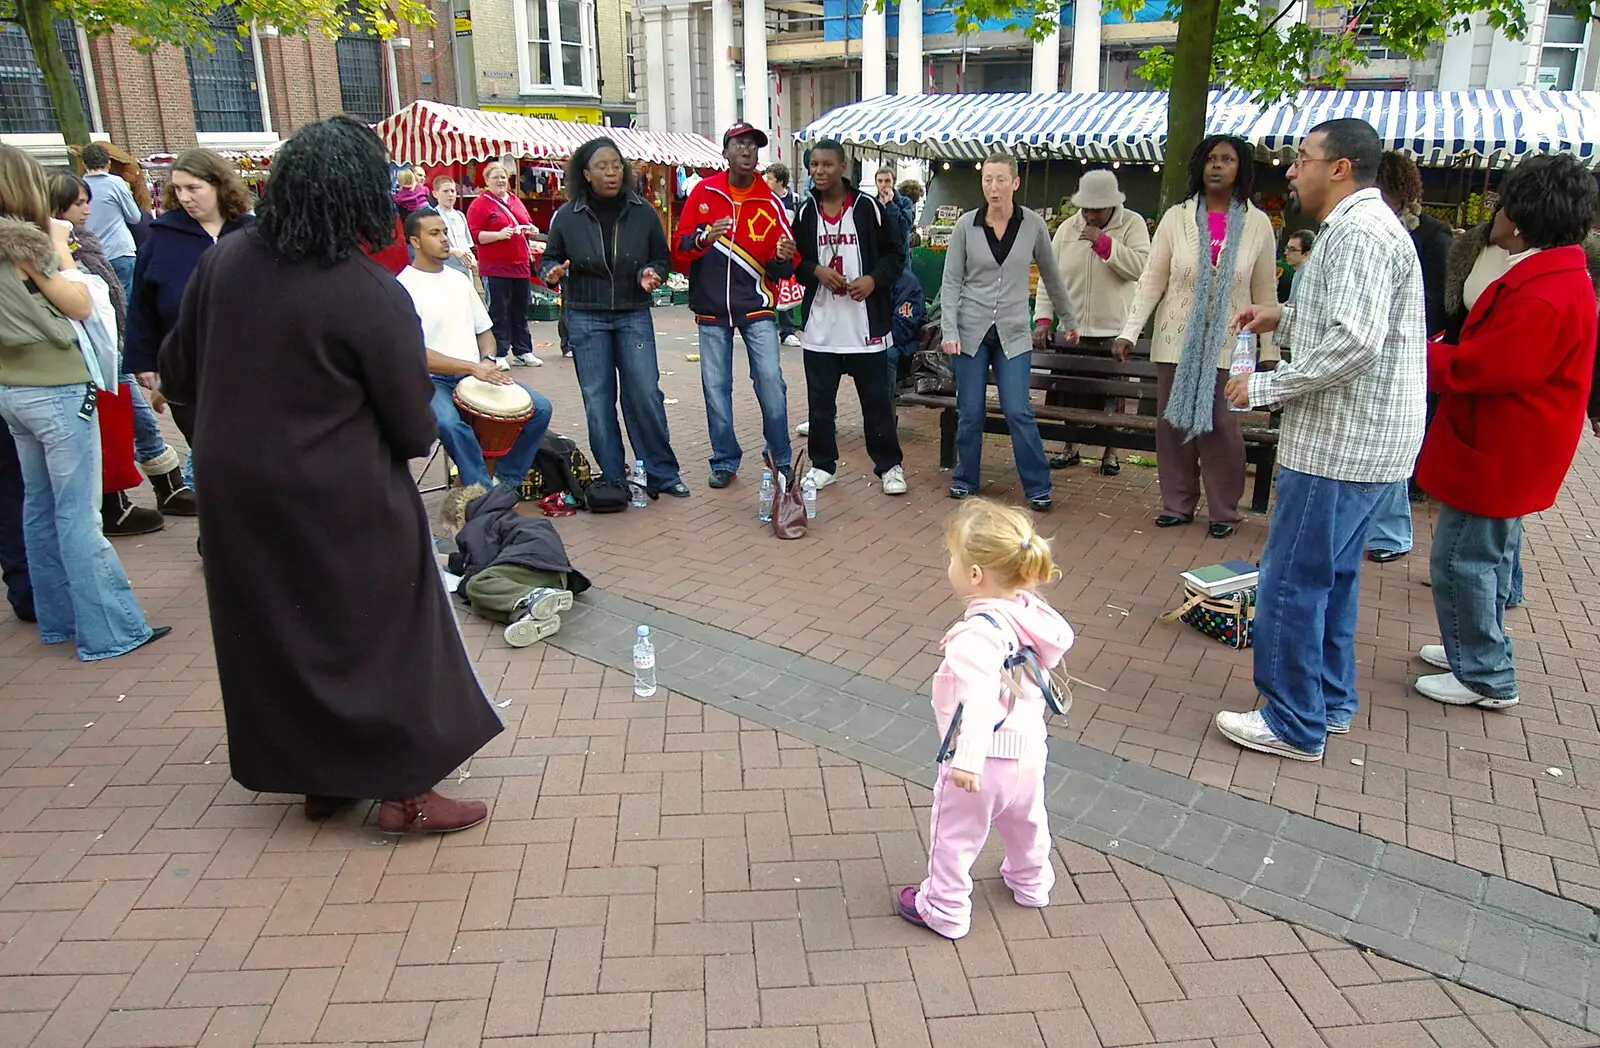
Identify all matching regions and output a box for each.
[916,756,1054,939]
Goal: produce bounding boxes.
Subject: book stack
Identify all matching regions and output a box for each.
[1179,560,1260,598]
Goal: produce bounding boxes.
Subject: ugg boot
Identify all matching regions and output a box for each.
[377,790,487,835]
[102,491,163,536]
[141,448,197,516]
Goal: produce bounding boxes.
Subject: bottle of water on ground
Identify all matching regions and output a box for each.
[758,470,775,523]
[1228,331,1256,413]
[632,625,657,697]
[628,460,649,508]
[801,473,818,520]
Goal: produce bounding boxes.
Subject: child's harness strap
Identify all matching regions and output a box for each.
[934,611,1066,764]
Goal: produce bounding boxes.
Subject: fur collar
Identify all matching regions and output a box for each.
[0,218,59,272]
[1445,221,1600,316]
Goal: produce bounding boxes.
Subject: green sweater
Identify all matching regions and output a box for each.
[0,218,90,387]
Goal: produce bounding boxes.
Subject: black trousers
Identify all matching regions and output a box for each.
[0,426,31,619]
[803,348,902,476]
[486,276,532,358]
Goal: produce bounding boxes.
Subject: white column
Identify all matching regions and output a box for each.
[711,0,737,135]
[1032,26,1060,93]
[669,6,694,133]
[862,0,887,97]
[897,0,923,96]
[743,0,770,158]
[1487,30,1528,88]
[1071,0,1101,92]
[1437,19,1475,89]
[643,9,669,130]
[1274,0,1302,36]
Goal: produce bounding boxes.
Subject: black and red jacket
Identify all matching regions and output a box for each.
[791,181,906,341]
[671,171,794,326]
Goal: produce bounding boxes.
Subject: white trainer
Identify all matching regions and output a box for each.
[1418,644,1450,670]
[882,465,907,495]
[513,587,573,622]
[1214,709,1323,761]
[512,353,544,367]
[803,467,835,490]
[782,334,803,348]
[504,613,561,648]
[495,356,512,371]
[1415,671,1519,710]
[795,421,811,436]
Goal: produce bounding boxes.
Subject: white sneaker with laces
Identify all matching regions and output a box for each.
[1415,671,1519,709]
[795,421,811,437]
[513,353,544,367]
[882,465,907,495]
[783,334,803,348]
[504,613,561,648]
[495,357,512,372]
[803,467,835,490]
[1214,709,1323,761]
[1418,644,1449,670]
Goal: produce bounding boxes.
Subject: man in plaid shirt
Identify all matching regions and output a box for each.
[1214,119,1427,762]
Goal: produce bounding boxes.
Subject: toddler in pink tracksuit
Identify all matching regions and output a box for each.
[898,499,1075,940]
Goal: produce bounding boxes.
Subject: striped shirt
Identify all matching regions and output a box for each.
[1246,188,1427,484]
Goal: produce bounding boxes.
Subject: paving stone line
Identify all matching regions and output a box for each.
[551,586,1600,1033]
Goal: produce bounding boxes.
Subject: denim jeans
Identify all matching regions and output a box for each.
[568,308,680,486]
[1510,539,1525,606]
[1365,479,1413,555]
[1430,504,1521,700]
[1255,468,1389,752]
[697,319,791,475]
[485,276,532,358]
[952,327,1051,501]
[120,373,169,465]
[109,255,135,303]
[0,384,152,660]
[429,375,552,490]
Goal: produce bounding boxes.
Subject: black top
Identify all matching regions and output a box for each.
[978,203,1023,266]
[590,191,626,269]
[539,191,671,311]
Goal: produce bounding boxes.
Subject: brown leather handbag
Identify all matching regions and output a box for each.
[765,449,808,540]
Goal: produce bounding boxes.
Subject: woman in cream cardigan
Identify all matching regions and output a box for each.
[1114,135,1278,539]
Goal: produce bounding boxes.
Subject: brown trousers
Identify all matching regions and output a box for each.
[1154,363,1245,525]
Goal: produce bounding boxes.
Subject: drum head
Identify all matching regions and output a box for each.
[455,375,534,419]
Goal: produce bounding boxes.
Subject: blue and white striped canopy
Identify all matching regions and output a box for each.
[800,90,1600,169]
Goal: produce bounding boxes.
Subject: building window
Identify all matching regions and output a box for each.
[520,0,596,94]
[1538,3,1590,89]
[186,7,263,134]
[336,32,385,123]
[625,12,637,97]
[0,19,91,135]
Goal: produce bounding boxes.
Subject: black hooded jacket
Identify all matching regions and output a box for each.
[447,484,592,592]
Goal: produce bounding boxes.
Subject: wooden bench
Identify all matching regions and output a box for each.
[898,337,1283,513]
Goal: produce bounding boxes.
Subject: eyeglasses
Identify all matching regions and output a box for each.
[1290,153,1335,172]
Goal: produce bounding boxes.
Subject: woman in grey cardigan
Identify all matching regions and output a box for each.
[939,154,1076,511]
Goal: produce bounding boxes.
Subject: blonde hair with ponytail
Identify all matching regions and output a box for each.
[945,499,1060,590]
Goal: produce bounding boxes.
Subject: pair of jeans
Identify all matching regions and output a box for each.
[485,275,532,359]
[567,307,680,486]
[697,319,791,475]
[951,327,1051,501]
[0,426,31,619]
[109,254,136,303]
[0,384,152,660]
[1365,479,1414,555]
[120,373,169,465]
[1254,468,1390,753]
[1510,538,1525,606]
[429,375,552,490]
[1430,504,1521,700]
[802,349,902,476]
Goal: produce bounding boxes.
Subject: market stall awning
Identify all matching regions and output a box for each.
[377,100,727,170]
[801,90,1600,169]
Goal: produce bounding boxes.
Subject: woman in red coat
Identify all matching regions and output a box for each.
[1414,154,1599,710]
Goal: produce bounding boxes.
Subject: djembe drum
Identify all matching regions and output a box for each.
[452,376,534,460]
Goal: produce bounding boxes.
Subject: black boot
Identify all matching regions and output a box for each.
[149,467,197,516]
[102,492,164,536]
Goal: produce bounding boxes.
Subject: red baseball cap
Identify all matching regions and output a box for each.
[723,122,769,148]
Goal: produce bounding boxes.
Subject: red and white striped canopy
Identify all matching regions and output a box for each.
[376,100,727,170]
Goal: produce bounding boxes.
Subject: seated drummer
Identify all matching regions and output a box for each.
[398,208,553,491]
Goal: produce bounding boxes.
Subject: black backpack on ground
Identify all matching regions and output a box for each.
[584,479,630,513]
[518,433,595,508]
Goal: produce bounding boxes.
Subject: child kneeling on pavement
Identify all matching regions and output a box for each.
[439,484,591,647]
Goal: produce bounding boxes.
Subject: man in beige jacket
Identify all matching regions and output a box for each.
[1033,170,1150,474]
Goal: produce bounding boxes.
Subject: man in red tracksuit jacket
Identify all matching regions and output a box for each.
[672,123,798,488]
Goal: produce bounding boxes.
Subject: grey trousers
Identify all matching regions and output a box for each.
[1154,363,1246,525]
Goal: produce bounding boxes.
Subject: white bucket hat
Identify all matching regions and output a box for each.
[1072,169,1126,209]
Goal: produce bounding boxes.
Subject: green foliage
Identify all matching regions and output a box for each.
[23,0,433,52]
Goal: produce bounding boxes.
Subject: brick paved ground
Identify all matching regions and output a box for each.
[518,308,1600,908]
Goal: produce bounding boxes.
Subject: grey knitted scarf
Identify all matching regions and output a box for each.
[1164,198,1247,440]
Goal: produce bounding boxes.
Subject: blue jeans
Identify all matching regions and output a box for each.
[697,319,790,474]
[109,255,135,303]
[1510,540,1524,606]
[1255,468,1389,752]
[568,308,680,486]
[0,384,151,660]
[952,327,1051,501]
[120,374,169,465]
[1365,479,1413,554]
[429,375,552,490]
[1430,504,1521,700]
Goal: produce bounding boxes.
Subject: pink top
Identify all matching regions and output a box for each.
[931,593,1075,774]
[1206,209,1227,265]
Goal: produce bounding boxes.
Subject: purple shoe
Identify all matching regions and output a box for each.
[896,886,954,939]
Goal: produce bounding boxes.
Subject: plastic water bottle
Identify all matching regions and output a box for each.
[801,474,818,520]
[1228,331,1257,412]
[632,625,657,697]
[628,459,649,508]
[758,470,775,523]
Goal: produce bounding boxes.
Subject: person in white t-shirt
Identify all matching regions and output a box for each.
[397,208,552,492]
[430,175,478,280]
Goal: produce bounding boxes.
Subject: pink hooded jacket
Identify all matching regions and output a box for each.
[932,593,1075,774]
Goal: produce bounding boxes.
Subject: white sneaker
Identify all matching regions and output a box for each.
[882,465,907,495]
[795,421,811,437]
[803,467,835,490]
[504,613,561,648]
[513,587,573,622]
[1418,644,1450,670]
[495,357,512,372]
[512,353,543,367]
[782,334,803,348]
[1214,709,1323,762]
[1415,671,1519,710]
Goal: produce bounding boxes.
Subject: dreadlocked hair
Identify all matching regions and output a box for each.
[255,116,396,265]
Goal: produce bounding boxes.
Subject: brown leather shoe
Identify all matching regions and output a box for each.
[377,790,487,835]
[304,795,357,821]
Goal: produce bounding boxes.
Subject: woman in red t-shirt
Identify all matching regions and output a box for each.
[465,162,541,368]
